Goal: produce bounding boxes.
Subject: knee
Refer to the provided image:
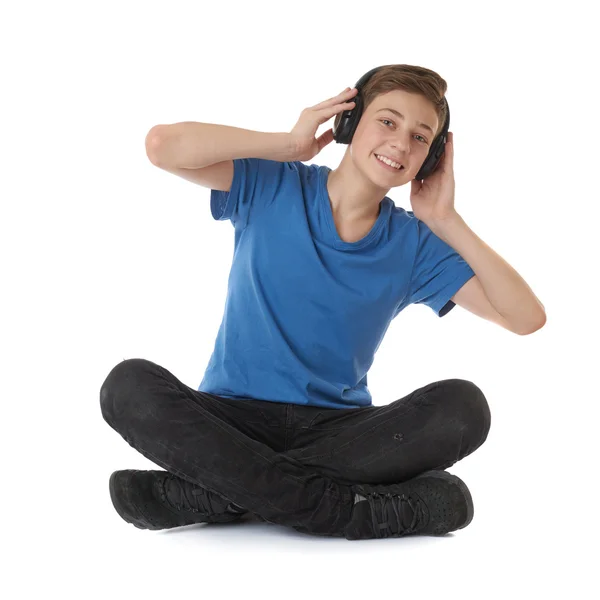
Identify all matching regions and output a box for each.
[441,379,491,447]
[99,358,153,428]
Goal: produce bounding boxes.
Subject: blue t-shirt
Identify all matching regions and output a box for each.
[198,158,475,409]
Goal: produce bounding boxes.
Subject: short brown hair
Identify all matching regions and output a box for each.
[349,64,448,139]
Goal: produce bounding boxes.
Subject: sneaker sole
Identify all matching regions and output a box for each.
[415,470,474,530]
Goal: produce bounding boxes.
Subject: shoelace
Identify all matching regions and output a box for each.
[366,492,427,538]
[160,475,217,514]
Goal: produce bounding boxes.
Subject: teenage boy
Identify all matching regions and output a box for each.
[101,65,545,540]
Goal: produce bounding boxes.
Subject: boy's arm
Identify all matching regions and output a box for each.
[144,85,356,187]
[431,213,546,335]
[145,122,296,190]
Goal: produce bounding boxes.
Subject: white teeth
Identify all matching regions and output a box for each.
[376,154,402,170]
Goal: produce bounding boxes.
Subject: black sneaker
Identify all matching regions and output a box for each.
[344,470,474,540]
[109,469,249,530]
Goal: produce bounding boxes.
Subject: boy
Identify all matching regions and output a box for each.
[100,64,546,540]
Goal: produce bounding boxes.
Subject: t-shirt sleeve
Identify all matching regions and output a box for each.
[407,219,476,317]
[210,157,285,230]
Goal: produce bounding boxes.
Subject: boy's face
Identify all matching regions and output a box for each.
[351,89,439,184]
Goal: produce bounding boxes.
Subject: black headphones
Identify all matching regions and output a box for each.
[332,65,450,181]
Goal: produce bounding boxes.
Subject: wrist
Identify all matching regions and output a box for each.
[428,211,464,239]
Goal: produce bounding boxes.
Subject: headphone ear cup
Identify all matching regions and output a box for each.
[334,66,381,145]
[333,93,363,145]
[414,99,450,180]
[414,134,446,180]
[332,111,345,142]
[333,110,351,144]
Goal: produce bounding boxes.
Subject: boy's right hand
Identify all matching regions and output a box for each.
[288,87,358,161]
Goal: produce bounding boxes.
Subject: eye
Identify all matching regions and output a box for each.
[380,120,428,144]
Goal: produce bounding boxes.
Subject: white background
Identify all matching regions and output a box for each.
[2,0,598,598]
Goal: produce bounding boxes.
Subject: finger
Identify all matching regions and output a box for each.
[316,128,334,152]
[315,101,355,122]
[312,88,357,110]
[445,132,453,161]
[311,88,351,109]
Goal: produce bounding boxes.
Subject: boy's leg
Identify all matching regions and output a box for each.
[100,358,353,536]
[284,379,491,485]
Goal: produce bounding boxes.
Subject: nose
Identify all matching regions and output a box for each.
[389,131,412,154]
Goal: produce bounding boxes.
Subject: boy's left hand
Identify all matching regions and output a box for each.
[409,131,457,226]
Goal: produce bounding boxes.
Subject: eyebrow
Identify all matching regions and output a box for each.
[375,108,435,136]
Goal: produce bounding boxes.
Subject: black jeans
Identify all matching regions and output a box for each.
[100,358,491,536]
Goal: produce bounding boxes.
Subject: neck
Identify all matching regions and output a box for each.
[326,150,388,222]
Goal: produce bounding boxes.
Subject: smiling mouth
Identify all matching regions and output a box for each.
[375,154,405,171]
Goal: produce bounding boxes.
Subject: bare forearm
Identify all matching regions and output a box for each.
[145,122,295,169]
[430,213,546,332]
